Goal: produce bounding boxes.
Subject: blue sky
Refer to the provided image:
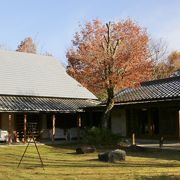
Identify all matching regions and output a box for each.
[0,0,180,64]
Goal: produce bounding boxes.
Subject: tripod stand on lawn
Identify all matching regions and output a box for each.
[17,122,44,169]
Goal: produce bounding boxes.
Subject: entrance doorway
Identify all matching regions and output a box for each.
[138,108,159,136]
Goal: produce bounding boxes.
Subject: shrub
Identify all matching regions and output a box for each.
[81,127,121,146]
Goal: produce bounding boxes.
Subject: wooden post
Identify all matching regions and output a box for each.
[24,114,27,143]
[132,133,136,145]
[52,114,55,142]
[159,136,164,149]
[8,114,12,144]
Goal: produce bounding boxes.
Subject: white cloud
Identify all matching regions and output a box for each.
[154,23,180,52]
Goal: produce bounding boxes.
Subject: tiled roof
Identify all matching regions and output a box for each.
[0,50,96,99]
[0,95,99,112]
[114,76,180,103]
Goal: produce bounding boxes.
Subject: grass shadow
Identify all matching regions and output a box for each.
[126,148,180,161]
[138,175,180,180]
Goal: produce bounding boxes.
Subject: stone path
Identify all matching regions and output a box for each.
[136,140,180,151]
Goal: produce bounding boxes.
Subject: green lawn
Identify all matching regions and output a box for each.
[0,144,179,180]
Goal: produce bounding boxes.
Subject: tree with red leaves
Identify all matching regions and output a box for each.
[152,51,180,79]
[67,19,152,128]
[16,37,36,54]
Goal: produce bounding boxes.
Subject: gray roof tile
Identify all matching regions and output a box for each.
[0,50,97,99]
[0,96,99,112]
[114,76,180,103]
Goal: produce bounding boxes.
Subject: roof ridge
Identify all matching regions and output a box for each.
[141,76,180,86]
[0,49,53,58]
[114,76,180,103]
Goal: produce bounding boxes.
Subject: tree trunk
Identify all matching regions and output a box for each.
[102,87,114,129]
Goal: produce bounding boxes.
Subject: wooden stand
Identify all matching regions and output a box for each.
[17,123,44,169]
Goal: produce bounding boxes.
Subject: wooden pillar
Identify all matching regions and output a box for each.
[77,114,81,141]
[24,114,27,143]
[179,110,180,138]
[52,114,55,142]
[77,114,81,128]
[8,114,12,144]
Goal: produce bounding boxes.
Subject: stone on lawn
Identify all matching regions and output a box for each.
[76,146,96,154]
[98,152,109,162]
[109,149,126,162]
[98,149,126,162]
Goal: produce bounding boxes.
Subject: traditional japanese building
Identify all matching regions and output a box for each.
[111,75,180,139]
[0,50,99,143]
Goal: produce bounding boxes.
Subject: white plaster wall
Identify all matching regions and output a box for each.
[111,109,126,136]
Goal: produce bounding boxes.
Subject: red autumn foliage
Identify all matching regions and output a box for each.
[16,37,36,54]
[66,19,152,128]
[67,19,152,97]
[153,51,180,79]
